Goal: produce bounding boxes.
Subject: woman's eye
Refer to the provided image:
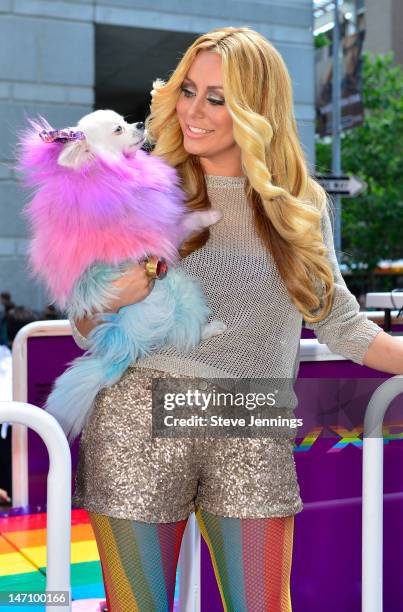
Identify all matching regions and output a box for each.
[181,87,195,97]
[114,126,123,133]
[208,98,225,106]
[180,86,224,106]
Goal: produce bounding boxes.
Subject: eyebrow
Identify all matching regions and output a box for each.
[183,77,224,91]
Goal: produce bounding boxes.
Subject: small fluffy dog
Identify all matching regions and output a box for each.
[16,109,226,442]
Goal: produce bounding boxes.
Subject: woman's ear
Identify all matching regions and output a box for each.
[57,138,92,169]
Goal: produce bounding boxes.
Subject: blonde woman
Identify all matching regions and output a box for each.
[70,27,402,611]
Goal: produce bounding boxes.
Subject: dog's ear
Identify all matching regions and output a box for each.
[57,138,92,169]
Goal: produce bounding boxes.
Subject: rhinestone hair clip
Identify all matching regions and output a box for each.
[39,129,85,144]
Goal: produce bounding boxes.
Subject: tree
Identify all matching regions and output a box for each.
[316,51,403,291]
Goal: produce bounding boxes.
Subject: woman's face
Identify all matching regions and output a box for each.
[175,50,242,174]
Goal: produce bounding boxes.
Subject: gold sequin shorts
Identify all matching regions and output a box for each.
[72,367,303,523]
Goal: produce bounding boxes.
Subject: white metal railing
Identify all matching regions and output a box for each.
[11,321,398,505]
[8,320,199,611]
[177,514,201,611]
[0,401,71,612]
[366,292,403,332]
[366,294,403,310]
[362,375,403,612]
[11,320,73,508]
[9,319,403,611]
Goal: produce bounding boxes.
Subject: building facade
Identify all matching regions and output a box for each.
[365,0,403,65]
[0,0,315,309]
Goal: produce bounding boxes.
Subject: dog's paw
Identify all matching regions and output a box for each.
[204,209,223,226]
[201,320,227,340]
[180,209,223,237]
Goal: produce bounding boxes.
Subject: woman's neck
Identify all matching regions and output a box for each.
[199,154,244,177]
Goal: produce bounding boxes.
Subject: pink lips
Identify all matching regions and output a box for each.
[184,124,214,139]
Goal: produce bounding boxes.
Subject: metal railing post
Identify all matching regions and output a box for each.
[11,320,73,508]
[0,401,72,612]
[177,512,201,611]
[362,376,403,612]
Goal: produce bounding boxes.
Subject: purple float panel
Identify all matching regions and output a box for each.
[201,335,403,612]
[291,364,403,612]
[23,325,403,611]
[26,335,84,508]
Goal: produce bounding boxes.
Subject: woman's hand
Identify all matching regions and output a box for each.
[74,260,155,338]
[108,262,156,311]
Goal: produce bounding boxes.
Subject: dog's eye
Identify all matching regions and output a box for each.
[114,126,123,134]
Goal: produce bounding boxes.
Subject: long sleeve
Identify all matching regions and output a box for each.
[304,205,383,365]
[69,315,92,351]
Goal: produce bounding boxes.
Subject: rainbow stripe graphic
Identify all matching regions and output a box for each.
[0,508,180,611]
[0,509,103,611]
[0,509,178,612]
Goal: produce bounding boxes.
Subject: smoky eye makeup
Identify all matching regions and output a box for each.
[207,97,225,106]
[180,83,225,106]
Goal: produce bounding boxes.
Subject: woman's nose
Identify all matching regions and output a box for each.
[135,121,145,130]
[188,97,205,118]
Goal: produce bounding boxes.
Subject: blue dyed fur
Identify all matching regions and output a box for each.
[45,265,211,443]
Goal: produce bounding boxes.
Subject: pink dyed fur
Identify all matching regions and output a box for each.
[16,117,188,307]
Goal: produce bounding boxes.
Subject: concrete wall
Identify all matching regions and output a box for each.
[0,0,94,310]
[0,0,315,309]
[365,0,403,65]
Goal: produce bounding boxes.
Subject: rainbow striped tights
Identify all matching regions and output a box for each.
[88,508,294,611]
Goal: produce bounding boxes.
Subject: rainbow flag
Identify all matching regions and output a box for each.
[0,508,104,611]
[0,508,180,611]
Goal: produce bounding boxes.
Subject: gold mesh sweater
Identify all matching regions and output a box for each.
[69,174,382,382]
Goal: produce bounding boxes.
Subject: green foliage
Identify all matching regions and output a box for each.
[316,51,403,290]
[314,33,331,49]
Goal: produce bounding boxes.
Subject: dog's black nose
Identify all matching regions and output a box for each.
[135,121,145,131]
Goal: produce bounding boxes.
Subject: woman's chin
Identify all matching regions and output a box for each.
[182,140,209,156]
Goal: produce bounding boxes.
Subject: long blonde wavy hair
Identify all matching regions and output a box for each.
[144,26,335,323]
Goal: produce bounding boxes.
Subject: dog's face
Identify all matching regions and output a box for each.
[57,109,147,169]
